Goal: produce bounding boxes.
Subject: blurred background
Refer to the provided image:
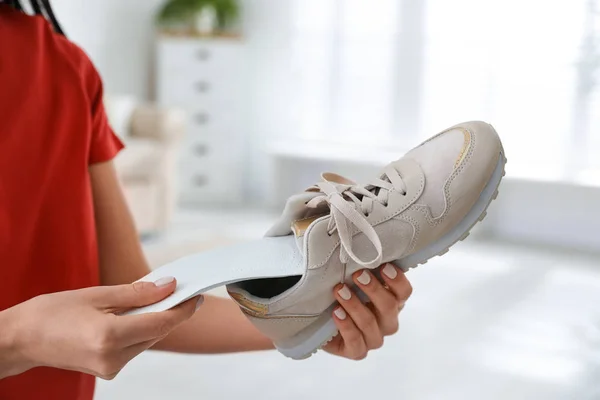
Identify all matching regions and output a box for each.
[50,0,600,399]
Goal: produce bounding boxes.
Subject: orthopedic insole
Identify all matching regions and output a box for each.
[122,235,303,315]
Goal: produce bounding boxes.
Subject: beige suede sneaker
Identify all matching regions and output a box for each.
[226,121,506,359]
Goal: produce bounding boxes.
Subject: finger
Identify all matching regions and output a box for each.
[353,269,399,336]
[110,295,201,346]
[334,284,383,350]
[380,263,413,306]
[90,277,178,310]
[331,306,368,360]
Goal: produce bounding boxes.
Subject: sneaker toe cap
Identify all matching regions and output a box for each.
[405,120,503,217]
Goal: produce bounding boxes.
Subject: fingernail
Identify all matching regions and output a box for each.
[337,285,351,301]
[195,296,204,311]
[334,307,347,320]
[356,271,371,285]
[154,276,175,287]
[382,264,398,280]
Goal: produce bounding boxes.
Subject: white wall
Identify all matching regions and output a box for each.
[51,0,164,100]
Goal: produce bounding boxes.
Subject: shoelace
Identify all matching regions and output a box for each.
[306,165,407,269]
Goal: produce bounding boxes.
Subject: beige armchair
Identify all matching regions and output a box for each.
[111,103,185,234]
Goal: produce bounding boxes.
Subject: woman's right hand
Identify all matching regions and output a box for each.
[0,277,199,380]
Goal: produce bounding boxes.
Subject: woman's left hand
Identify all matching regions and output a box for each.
[322,263,412,360]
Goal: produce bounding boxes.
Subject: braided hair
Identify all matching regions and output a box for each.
[4,0,65,35]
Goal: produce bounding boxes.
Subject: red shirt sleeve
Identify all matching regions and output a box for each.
[83,59,124,165]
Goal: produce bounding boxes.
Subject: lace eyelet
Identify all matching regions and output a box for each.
[327,232,333,237]
[402,192,407,196]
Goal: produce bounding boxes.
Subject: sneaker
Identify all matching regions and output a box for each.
[225,120,506,359]
[124,120,505,360]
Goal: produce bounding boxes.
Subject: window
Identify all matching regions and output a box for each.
[289,0,401,143]
[287,0,600,182]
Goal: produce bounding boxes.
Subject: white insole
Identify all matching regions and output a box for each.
[123,235,304,315]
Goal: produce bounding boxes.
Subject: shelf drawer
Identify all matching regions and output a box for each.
[178,135,244,168]
[177,159,243,204]
[158,39,241,76]
[183,110,241,139]
[157,77,241,109]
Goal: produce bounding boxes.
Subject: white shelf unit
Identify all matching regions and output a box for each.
[156,36,246,206]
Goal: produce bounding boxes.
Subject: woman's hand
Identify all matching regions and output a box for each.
[0,278,200,380]
[323,263,412,360]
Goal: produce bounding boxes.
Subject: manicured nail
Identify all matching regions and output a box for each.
[337,285,352,301]
[154,276,175,287]
[334,307,347,320]
[382,264,398,280]
[357,271,371,285]
[195,295,204,311]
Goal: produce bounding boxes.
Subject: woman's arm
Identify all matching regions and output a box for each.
[90,160,150,286]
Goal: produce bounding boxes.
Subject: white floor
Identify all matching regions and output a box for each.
[95,209,600,400]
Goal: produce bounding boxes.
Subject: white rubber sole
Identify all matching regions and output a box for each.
[276,153,507,360]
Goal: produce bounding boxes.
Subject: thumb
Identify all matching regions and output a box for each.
[91,277,177,309]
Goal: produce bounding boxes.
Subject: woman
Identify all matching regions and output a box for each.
[0,1,413,399]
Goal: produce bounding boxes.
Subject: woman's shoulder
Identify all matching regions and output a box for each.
[0,5,98,84]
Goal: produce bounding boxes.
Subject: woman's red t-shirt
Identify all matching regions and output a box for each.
[0,6,124,400]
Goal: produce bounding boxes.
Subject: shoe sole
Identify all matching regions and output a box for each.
[275,153,507,360]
